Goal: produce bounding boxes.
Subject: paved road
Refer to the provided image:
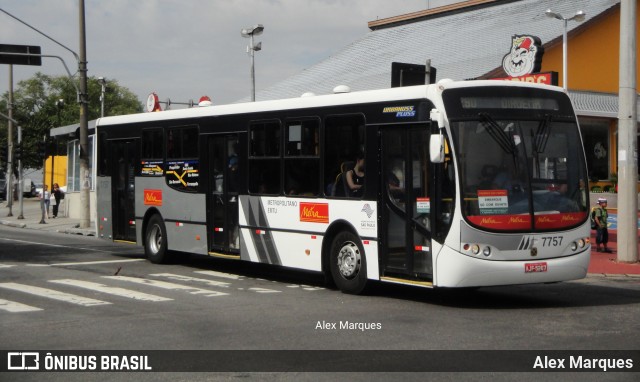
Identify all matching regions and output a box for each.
[1,226,639,381]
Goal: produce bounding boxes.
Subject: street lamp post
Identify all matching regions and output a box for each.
[241,24,264,102]
[98,76,106,117]
[545,9,586,90]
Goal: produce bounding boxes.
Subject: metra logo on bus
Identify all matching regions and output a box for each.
[383,106,415,118]
[144,189,163,206]
[299,202,329,223]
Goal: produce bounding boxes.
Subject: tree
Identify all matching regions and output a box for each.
[0,72,142,170]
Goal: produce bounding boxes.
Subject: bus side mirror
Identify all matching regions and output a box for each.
[429,109,445,163]
[430,134,445,163]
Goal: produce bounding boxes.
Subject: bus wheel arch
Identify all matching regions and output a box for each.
[143,210,172,264]
[323,221,368,294]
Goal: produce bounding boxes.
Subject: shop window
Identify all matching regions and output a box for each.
[579,119,609,181]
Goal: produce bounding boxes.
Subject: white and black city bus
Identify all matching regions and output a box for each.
[95,79,591,294]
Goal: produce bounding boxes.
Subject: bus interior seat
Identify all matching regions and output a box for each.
[331,161,354,196]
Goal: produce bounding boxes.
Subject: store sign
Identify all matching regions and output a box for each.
[502,35,544,77]
[491,72,558,85]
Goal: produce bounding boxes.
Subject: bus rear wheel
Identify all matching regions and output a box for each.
[145,214,170,264]
[329,231,368,294]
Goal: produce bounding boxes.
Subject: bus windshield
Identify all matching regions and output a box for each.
[445,87,589,232]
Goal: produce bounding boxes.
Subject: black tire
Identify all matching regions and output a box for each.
[329,231,368,294]
[145,214,170,264]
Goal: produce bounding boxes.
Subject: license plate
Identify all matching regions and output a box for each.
[525,262,548,273]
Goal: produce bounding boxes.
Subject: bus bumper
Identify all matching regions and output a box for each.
[434,246,590,288]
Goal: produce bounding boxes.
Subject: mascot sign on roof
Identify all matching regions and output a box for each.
[502,35,544,78]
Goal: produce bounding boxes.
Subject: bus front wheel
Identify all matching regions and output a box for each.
[145,214,170,264]
[329,231,368,294]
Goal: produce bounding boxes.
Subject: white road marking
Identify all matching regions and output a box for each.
[150,273,230,288]
[0,238,112,253]
[248,288,281,293]
[103,276,228,297]
[0,264,16,269]
[49,279,173,302]
[193,270,242,280]
[0,283,110,306]
[0,298,43,313]
[26,259,145,267]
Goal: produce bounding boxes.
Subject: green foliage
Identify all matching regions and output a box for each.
[0,73,142,170]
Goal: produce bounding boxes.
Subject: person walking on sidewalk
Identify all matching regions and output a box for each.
[52,183,63,218]
[41,185,50,219]
[594,197,612,253]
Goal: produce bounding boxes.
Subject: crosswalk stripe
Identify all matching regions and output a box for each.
[49,279,173,302]
[150,273,231,288]
[0,298,42,313]
[193,270,242,280]
[0,282,110,307]
[248,288,281,293]
[103,276,228,297]
[26,259,145,267]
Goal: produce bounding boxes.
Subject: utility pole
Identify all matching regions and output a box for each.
[617,0,638,263]
[78,0,90,228]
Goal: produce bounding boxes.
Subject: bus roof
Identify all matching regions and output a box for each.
[97,79,567,127]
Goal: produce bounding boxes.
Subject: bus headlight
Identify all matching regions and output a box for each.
[578,239,585,248]
[471,244,480,255]
[571,242,578,251]
[482,246,491,257]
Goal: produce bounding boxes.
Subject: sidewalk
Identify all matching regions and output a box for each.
[1,198,638,276]
[0,197,95,236]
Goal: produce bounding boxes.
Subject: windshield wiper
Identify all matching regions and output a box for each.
[533,114,552,153]
[478,112,516,154]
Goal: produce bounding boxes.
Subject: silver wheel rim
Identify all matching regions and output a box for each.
[337,241,361,279]
[149,224,162,254]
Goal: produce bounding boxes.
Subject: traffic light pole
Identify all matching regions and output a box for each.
[17,125,23,219]
[40,135,47,224]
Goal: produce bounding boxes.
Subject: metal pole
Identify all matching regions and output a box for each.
[562,19,568,90]
[78,0,90,228]
[17,125,23,219]
[101,80,106,117]
[250,34,255,102]
[40,135,46,224]
[6,65,13,216]
[617,0,638,263]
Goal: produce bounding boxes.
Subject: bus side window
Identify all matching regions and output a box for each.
[324,114,366,198]
[285,118,320,196]
[249,120,282,195]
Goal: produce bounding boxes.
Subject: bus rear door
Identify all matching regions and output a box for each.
[207,134,244,256]
[380,125,433,281]
[111,139,138,243]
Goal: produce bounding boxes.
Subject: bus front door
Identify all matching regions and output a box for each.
[111,139,138,243]
[380,126,433,281]
[207,134,243,255]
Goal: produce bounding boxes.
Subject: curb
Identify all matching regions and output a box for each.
[0,220,27,229]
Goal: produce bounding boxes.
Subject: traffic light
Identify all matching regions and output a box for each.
[14,145,22,161]
[0,145,7,162]
[37,140,47,159]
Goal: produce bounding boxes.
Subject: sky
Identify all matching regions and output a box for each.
[0,0,459,109]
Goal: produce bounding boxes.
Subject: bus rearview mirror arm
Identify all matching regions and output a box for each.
[429,109,445,163]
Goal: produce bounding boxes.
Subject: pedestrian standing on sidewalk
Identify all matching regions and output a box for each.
[52,183,63,218]
[594,197,612,253]
[42,185,50,219]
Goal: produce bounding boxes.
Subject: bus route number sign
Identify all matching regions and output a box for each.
[525,262,548,273]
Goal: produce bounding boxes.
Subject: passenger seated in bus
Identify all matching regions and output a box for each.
[330,161,354,197]
[345,153,365,197]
